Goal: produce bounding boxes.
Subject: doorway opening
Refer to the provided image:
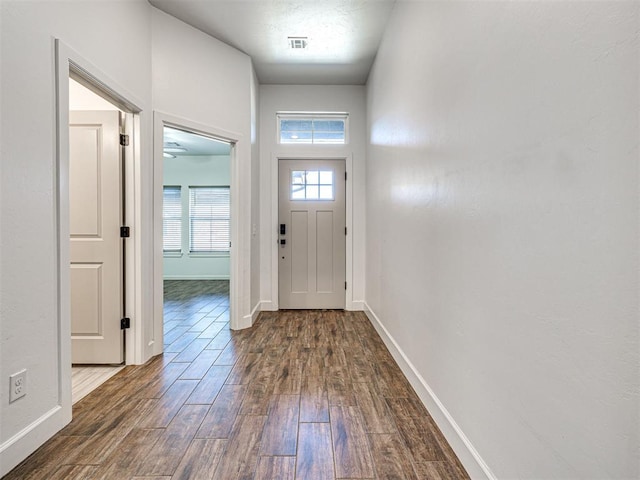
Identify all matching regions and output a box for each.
[161,126,233,351]
[68,77,131,401]
[55,40,145,434]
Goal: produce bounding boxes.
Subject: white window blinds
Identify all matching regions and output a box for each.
[189,187,230,253]
[163,186,182,252]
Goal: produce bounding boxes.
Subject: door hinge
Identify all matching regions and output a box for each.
[120,226,130,238]
[119,134,129,146]
[345,172,347,181]
[345,227,347,235]
[121,317,131,329]
[345,281,347,290]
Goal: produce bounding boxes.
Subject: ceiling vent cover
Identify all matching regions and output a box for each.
[288,37,308,49]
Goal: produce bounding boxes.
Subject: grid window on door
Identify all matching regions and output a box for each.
[291,170,334,200]
[189,186,230,253]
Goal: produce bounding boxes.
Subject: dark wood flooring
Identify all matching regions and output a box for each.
[3,280,468,480]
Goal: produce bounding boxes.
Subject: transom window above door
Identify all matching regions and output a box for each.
[278,112,348,144]
[291,170,334,200]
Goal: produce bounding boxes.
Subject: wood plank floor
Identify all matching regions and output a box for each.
[4,280,469,480]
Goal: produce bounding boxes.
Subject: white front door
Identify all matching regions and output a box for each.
[278,159,346,309]
[70,111,124,364]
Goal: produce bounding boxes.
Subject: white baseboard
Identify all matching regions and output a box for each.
[250,302,261,324]
[347,300,365,311]
[0,405,70,477]
[259,300,278,311]
[237,303,261,331]
[258,300,360,311]
[163,275,230,280]
[363,302,496,480]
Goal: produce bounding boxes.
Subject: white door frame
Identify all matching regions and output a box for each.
[153,112,243,332]
[55,39,145,413]
[270,153,354,310]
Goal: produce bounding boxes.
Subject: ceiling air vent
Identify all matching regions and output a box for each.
[288,37,308,49]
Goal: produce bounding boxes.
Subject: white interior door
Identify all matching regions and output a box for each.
[279,159,346,309]
[70,110,124,364]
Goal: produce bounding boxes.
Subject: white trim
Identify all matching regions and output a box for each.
[0,406,67,475]
[163,275,230,280]
[270,153,354,310]
[260,300,278,311]
[122,111,142,366]
[250,301,261,323]
[363,302,497,480]
[54,39,73,434]
[128,111,146,364]
[344,154,354,310]
[153,112,244,333]
[349,300,365,311]
[239,313,254,330]
[270,153,280,310]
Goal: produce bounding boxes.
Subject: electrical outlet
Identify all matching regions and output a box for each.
[9,369,27,403]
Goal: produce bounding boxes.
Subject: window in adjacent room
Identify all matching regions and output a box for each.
[162,186,182,253]
[189,186,230,253]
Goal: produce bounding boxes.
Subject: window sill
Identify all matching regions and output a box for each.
[188,252,230,258]
[163,252,183,258]
[277,143,348,147]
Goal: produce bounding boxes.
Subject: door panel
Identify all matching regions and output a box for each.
[316,210,334,293]
[69,126,101,236]
[70,263,103,335]
[290,210,309,292]
[70,111,123,364]
[279,159,346,309]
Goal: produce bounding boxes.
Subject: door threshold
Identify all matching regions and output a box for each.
[71,365,125,404]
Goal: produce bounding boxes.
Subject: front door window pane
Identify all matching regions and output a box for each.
[290,170,334,201]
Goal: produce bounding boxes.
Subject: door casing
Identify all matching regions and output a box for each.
[153,112,243,335]
[55,39,145,418]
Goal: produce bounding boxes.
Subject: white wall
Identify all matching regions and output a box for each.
[151,7,258,328]
[163,155,231,279]
[259,85,366,310]
[0,0,153,475]
[366,2,639,479]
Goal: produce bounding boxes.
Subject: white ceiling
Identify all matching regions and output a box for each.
[148,0,396,85]
[164,126,232,156]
